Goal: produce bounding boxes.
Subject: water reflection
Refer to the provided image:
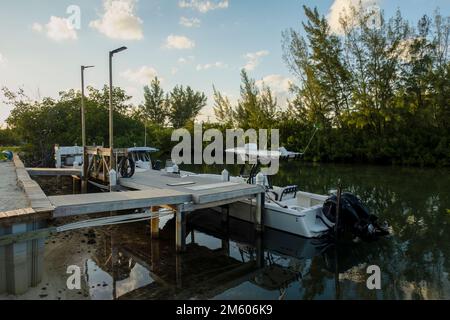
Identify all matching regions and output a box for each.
[0,221,46,296]
[0,163,449,300]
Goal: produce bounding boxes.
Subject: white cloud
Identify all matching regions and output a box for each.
[90,0,143,40]
[327,0,380,34]
[196,61,227,71]
[179,0,229,13]
[180,16,201,28]
[32,16,78,41]
[32,23,43,33]
[178,56,195,64]
[164,35,195,49]
[121,66,159,85]
[256,74,292,94]
[0,53,7,67]
[243,50,269,71]
[256,74,293,107]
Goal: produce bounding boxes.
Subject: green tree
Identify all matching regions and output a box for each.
[212,86,234,126]
[167,85,207,128]
[234,70,279,130]
[142,77,167,125]
[2,86,142,166]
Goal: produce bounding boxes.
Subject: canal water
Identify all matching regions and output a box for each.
[0,163,449,300]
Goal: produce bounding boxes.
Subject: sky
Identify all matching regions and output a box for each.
[0,0,448,125]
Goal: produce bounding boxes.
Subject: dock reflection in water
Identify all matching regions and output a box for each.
[1,161,450,300]
[0,221,46,296]
[0,209,344,300]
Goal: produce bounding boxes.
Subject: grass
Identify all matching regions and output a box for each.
[0,146,21,152]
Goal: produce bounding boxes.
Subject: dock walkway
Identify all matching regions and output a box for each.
[119,170,264,211]
[26,167,82,177]
[1,156,265,252]
[49,188,191,218]
[0,162,28,212]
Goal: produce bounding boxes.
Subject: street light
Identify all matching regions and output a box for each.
[81,65,95,193]
[108,46,127,171]
[81,65,95,147]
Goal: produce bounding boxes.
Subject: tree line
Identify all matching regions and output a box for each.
[0,5,449,167]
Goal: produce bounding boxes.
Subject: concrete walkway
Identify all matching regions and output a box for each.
[0,162,28,212]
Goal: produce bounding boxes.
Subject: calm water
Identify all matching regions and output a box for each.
[1,163,449,300]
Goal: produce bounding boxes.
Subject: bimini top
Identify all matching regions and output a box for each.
[128,147,159,153]
[225,144,302,162]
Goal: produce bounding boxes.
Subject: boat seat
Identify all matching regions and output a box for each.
[268,185,298,202]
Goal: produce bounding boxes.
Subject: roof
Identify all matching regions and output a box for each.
[128,147,159,153]
[225,144,302,161]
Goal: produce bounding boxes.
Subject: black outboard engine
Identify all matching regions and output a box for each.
[322,193,389,240]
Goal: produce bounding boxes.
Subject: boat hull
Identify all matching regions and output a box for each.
[227,199,332,238]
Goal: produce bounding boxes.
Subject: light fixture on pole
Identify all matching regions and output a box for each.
[108,46,127,171]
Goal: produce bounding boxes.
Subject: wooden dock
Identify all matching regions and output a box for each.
[26,167,82,177]
[119,170,264,212]
[1,155,265,253]
[49,188,191,217]
[0,156,53,225]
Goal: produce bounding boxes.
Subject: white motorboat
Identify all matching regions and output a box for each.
[180,144,334,238]
[123,144,387,240]
[128,147,160,172]
[54,145,83,168]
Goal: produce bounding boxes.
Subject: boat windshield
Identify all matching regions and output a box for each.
[132,151,151,162]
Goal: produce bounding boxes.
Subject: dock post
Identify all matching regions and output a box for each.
[150,206,160,239]
[255,233,265,269]
[150,237,160,272]
[5,223,29,295]
[0,226,5,294]
[175,205,186,253]
[81,147,88,193]
[221,205,229,224]
[175,254,183,288]
[255,193,265,233]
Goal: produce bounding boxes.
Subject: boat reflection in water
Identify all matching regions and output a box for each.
[0,207,415,300]
[0,208,346,300]
[84,210,338,300]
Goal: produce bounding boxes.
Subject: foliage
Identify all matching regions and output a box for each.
[167,85,207,129]
[1,6,449,167]
[280,5,450,166]
[142,77,168,125]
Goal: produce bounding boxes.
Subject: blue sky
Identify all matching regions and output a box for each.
[0,0,448,124]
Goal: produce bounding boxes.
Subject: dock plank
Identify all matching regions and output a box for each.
[26,167,82,177]
[119,170,264,205]
[49,189,192,218]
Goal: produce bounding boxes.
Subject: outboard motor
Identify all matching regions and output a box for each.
[322,193,389,240]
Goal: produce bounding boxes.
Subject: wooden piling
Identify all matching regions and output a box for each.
[221,205,229,224]
[150,206,160,239]
[255,193,265,233]
[176,205,186,253]
[255,233,265,269]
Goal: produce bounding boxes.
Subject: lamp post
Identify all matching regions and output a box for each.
[108,46,127,172]
[81,65,94,147]
[81,65,94,193]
